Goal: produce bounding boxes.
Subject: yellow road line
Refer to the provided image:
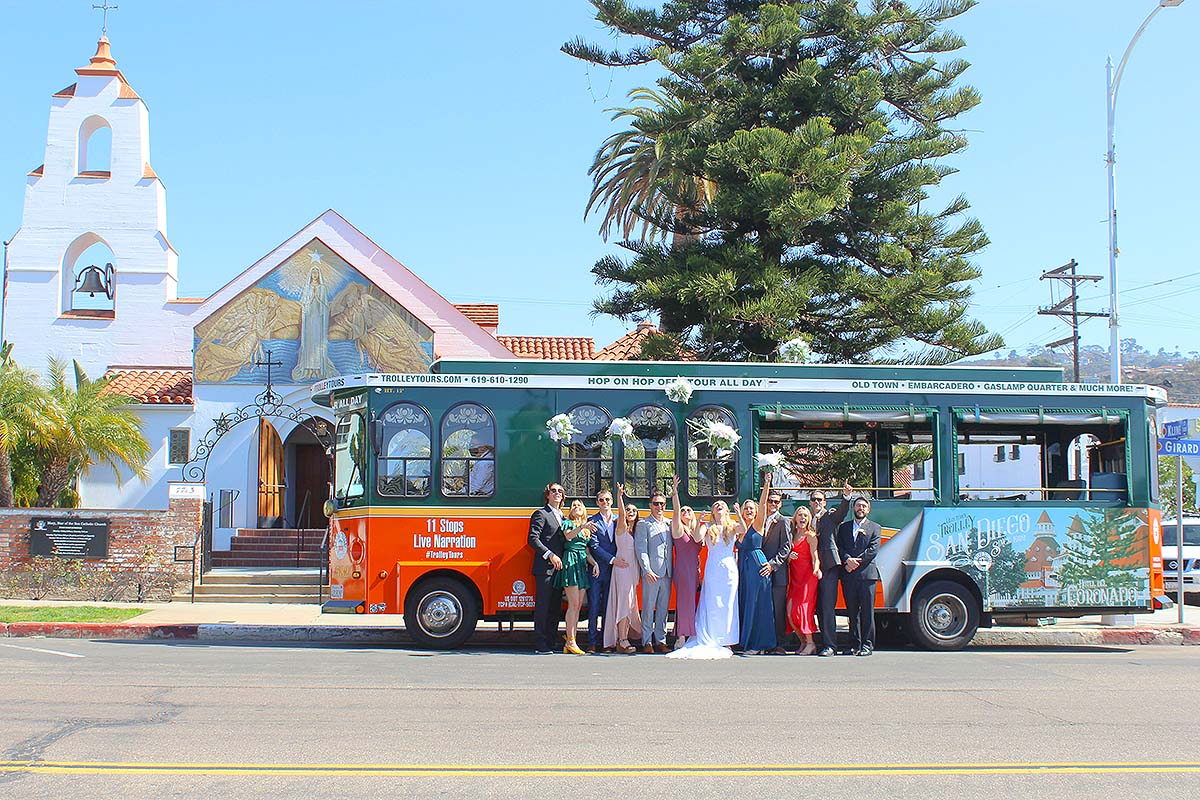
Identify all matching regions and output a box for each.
[1,761,1198,777]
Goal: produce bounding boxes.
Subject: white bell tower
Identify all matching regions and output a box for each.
[3,36,195,378]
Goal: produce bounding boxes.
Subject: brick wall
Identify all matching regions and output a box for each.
[0,488,205,579]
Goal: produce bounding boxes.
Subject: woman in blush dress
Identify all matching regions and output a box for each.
[736,475,776,655]
[603,484,642,654]
[669,475,704,649]
[667,499,744,660]
[786,504,822,655]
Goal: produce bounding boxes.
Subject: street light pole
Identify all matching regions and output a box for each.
[1106,0,1185,385]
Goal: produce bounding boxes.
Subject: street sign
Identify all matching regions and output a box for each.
[1162,419,1190,439]
[1159,438,1200,457]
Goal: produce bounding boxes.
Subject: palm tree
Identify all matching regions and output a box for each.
[586,86,715,245]
[33,359,150,507]
[0,343,52,507]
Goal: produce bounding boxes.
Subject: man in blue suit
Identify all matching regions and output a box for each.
[585,488,623,652]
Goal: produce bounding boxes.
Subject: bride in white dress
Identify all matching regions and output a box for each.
[667,500,745,660]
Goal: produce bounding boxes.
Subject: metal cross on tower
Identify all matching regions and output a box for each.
[254,347,285,402]
[93,1,118,35]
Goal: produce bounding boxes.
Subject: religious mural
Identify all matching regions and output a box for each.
[193,239,434,383]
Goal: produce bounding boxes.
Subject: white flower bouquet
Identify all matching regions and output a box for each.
[688,418,741,457]
[607,417,637,446]
[778,336,813,364]
[665,377,695,404]
[545,413,581,445]
[755,451,788,471]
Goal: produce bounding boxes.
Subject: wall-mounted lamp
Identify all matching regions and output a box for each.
[74,262,115,300]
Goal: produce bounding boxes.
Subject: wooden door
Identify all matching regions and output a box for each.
[293,443,329,529]
[257,418,284,526]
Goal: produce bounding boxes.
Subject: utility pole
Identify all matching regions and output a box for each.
[1038,259,1107,382]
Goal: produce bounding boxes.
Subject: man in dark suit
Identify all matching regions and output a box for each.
[528,482,566,654]
[836,495,881,657]
[814,482,852,657]
[759,480,793,654]
[585,488,623,653]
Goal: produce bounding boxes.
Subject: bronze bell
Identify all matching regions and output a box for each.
[74,263,114,299]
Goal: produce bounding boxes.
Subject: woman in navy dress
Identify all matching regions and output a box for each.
[736,474,776,654]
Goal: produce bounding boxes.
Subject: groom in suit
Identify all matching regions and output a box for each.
[759,484,793,654]
[527,483,566,654]
[585,488,622,652]
[836,496,881,656]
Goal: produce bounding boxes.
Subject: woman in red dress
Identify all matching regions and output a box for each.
[786,505,822,655]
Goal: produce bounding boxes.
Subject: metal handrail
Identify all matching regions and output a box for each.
[295,489,311,567]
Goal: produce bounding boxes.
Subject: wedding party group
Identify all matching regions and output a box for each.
[527,473,883,659]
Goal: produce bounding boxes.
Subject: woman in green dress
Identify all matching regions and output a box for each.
[556,499,600,654]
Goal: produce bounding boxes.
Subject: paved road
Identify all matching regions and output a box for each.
[0,639,1195,799]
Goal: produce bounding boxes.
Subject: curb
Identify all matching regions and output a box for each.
[1,622,198,639]
[3,622,1197,646]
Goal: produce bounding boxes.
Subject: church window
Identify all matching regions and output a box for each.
[77,115,112,176]
[441,403,495,498]
[377,402,431,498]
[168,429,190,465]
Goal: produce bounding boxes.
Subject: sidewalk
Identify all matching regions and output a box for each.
[1,598,1196,647]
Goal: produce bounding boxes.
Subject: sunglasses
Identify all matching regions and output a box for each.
[650,501,666,506]
[549,488,564,494]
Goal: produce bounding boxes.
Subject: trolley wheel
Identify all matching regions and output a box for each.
[403,577,478,650]
[905,580,980,651]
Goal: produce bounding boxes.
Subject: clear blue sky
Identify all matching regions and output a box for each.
[0,1,1195,357]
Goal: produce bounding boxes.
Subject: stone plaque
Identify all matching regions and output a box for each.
[29,518,110,558]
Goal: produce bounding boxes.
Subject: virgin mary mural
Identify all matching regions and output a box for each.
[194,240,435,384]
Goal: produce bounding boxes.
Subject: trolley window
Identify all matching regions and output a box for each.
[441,403,495,498]
[754,406,935,501]
[624,405,676,498]
[376,402,432,498]
[687,406,737,498]
[560,404,614,501]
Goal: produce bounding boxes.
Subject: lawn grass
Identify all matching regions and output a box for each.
[0,605,148,623]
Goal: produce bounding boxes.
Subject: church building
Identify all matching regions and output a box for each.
[3,37,651,554]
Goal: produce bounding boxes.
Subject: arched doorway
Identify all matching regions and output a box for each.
[257,418,284,527]
[283,420,331,529]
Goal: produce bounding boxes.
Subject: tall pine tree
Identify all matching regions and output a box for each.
[567,0,1000,363]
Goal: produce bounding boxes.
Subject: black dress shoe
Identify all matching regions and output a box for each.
[855,647,873,657]
[816,647,835,657]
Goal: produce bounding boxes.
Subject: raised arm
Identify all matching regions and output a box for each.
[670,475,684,539]
[615,483,628,536]
[753,472,771,532]
[828,480,853,528]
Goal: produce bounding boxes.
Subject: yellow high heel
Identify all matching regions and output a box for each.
[564,638,585,655]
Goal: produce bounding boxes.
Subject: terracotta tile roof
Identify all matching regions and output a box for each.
[28,164,44,177]
[497,335,596,360]
[102,367,193,405]
[595,321,697,361]
[454,304,499,328]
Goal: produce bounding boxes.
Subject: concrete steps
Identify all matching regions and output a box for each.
[210,527,326,569]
[176,568,327,604]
